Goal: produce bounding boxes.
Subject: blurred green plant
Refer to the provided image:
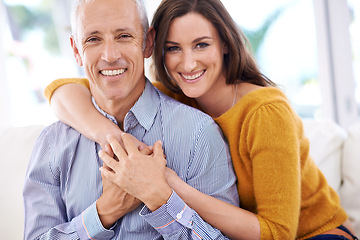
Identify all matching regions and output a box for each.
[242,2,296,58]
[6,0,60,54]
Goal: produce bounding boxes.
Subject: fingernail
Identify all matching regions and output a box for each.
[98,150,104,157]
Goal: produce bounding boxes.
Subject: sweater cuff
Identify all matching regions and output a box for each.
[140,191,194,235]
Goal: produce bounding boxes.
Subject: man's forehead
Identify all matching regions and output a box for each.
[79,0,137,23]
[77,0,140,35]
[80,16,136,33]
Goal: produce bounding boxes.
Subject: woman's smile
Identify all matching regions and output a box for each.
[180,70,206,82]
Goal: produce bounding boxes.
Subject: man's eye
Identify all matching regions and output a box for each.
[86,37,99,42]
[118,34,132,39]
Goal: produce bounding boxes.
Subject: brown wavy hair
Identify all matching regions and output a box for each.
[151,0,276,93]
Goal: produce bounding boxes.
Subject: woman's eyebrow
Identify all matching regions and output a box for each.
[165,40,179,45]
[192,36,212,43]
[165,36,212,45]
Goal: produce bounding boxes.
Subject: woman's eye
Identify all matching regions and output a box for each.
[166,46,180,52]
[196,42,209,49]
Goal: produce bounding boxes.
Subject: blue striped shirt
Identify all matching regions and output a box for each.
[23,79,239,240]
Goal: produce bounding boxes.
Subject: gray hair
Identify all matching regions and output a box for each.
[70,0,149,46]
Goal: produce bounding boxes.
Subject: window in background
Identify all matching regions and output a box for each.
[349,0,360,112]
[2,0,357,127]
[3,0,76,127]
[313,0,357,128]
[223,0,320,119]
[146,0,320,118]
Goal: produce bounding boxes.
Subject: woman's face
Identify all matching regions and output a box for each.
[164,12,228,99]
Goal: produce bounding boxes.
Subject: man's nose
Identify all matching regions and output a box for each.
[182,50,197,72]
[101,41,120,63]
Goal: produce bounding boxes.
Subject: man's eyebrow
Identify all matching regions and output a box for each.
[114,28,130,33]
[83,30,100,38]
[84,28,130,36]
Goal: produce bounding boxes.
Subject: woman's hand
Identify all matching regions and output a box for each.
[50,81,151,155]
[165,167,185,190]
[98,134,172,212]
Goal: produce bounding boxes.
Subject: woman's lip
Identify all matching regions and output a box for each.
[180,70,206,82]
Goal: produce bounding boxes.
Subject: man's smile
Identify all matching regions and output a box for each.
[100,68,127,76]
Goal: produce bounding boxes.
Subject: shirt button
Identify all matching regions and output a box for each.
[176,212,183,220]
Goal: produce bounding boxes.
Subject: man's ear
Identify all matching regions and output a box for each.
[70,36,83,66]
[144,27,155,59]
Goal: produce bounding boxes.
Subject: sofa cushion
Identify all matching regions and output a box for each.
[302,119,347,193]
[0,125,44,240]
[341,122,360,236]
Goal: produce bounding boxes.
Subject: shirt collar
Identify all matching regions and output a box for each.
[91,78,160,132]
[92,97,118,125]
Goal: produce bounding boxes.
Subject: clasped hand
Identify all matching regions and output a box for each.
[98,134,173,212]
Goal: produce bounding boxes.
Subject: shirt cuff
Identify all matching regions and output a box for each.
[74,202,115,239]
[140,191,195,235]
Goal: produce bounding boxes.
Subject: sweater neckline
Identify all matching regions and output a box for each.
[214,86,278,122]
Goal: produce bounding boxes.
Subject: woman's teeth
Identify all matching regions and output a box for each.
[182,70,205,80]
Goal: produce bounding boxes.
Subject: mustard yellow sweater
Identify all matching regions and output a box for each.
[45,78,348,239]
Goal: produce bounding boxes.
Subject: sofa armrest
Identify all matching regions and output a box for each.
[341,123,360,236]
[302,119,347,193]
[0,125,44,239]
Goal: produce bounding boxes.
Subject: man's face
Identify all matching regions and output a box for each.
[71,0,152,110]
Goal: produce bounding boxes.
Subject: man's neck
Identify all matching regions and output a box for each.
[103,100,130,130]
[91,81,146,130]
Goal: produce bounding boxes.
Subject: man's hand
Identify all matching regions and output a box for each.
[96,160,142,229]
[98,134,172,212]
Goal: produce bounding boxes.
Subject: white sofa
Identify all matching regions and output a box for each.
[0,119,359,239]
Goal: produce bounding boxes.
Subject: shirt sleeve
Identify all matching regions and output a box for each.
[23,126,114,240]
[44,78,90,103]
[141,191,231,240]
[140,120,239,240]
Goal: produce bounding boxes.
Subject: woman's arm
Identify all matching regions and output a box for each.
[50,83,122,148]
[166,168,261,240]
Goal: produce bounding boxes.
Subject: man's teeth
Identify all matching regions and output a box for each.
[101,69,126,76]
[182,71,205,80]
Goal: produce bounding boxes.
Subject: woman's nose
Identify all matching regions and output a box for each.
[182,50,196,72]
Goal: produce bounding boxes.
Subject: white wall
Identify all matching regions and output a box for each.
[0,0,10,128]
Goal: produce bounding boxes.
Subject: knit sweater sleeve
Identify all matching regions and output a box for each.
[43,79,199,109]
[244,100,302,239]
[44,78,90,103]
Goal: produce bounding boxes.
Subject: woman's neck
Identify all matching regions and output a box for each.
[195,82,237,119]
[196,82,263,118]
